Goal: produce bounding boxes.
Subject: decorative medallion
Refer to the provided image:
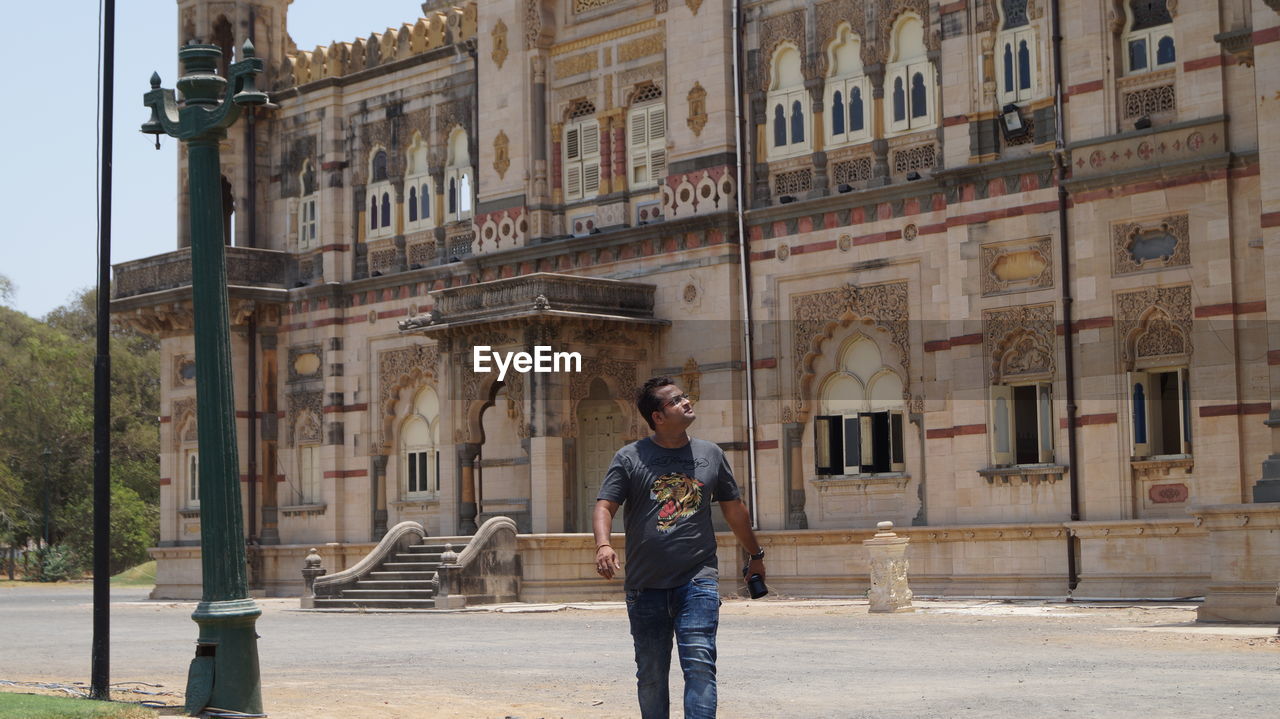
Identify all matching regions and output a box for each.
[1112,215,1190,275]
[838,234,853,252]
[173,354,196,387]
[902,223,918,242]
[777,244,791,261]
[493,130,511,180]
[491,19,509,69]
[683,283,699,303]
[686,0,704,15]
[687,82,708,137]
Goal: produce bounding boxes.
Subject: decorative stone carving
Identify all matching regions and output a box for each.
[618,34,664,63]
[491,19,509,68]
[555,51,598,80]
[1112,214,1189,275]
[378,344,440,449]
[981,237,1054,296]
[774,168,813,196]
[172,398,197,449]
[574,0,618,12]
[287,391,323,447]
[1116,285,1193,369]
[831,156,873,186]
[687,82,708,137]
[815,0,868,76]
[793,282,910,414]
[681,358,702,403]
[685,0,703,14]
[760,10,808,90]
[985,303,1056,383]
[493,130,511,180]
[173,354,196,388]
[288,345,324,384]
[864,521,914,613]
[877,0,938,60]
[893,143,937,174]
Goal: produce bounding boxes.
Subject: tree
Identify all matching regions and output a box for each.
[0,287,160,573]
[0,273,14,306]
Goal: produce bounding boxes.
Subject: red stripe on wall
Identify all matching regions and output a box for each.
[323,469,369,479]
[1182,55,1223,72]
[1060,413,1118,429]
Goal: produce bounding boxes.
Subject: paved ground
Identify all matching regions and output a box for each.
[1,582,1278,718]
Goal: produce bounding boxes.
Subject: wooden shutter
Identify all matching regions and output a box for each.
[1036,382,1054,463]
[565,125,582,200]
[629,107,648,185]
[889,409,906,472]
[990,384,1014,466]
[581,122,600,196]
[1178,367,1191,454]
[814,415,843,475]
[647,106,666,183]
[843,415,863,474]
[1128,371,1151,459]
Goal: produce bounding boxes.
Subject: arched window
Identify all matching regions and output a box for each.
[186,450,200,508]
[1124,0,1175,74]
[297,160,318,251]
[404,133,434,232]
[366,146,395,239]
[790,100,805,144]
[766,44,809,159]
[998,1,1038,103]
[825,25,870,148]
[445,128,474,221]
[813,337,906,475]
[401,387,441,497]
[627,86,667,189]
[886,13,935,133]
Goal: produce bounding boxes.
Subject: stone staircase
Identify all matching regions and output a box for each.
[311,540,457,610]
[307,517,520,611]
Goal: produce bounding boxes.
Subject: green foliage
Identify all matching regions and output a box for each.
[0,692,156,718]
[0,273,14,306]
[110,559,156,586]
[0,287,159,574]
[22,545,83,582]
[62,483,158,576]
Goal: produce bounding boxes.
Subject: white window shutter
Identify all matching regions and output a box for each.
[566,126,581,161]
[649,106,666,141]
[582,160,600,196]
[649,148,667,183]
[1177,368,1191,454]
[1037,382,1055,464]
[581,123,599,158]
[630,108,647,149]
[990,384,1014,466]
[888,67,910,133]
[566,165,582,200]
[1128,371,1151,459]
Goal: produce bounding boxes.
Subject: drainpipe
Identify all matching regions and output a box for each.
[731,0,759,527]
[1050,0,1081,595]
[245,9,260,544]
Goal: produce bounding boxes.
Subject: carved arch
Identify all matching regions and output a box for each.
[568,358,642,439]
[1125,306,1191,370]
[799,315,909,421]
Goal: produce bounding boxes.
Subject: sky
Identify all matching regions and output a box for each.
[0,1,433,320]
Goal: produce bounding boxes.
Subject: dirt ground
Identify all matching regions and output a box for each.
[2,584,1278,718]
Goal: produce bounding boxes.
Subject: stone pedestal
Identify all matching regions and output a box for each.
[863,521,914,613]
[299,548,325,609]
[1191,504,1280,623]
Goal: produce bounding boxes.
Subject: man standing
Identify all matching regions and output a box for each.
[594,376,767,719]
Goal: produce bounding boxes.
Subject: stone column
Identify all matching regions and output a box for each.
[867,63,890,187]
[1256,7,1280,502]
[863,521,914,613]
[529,436,567,533]
[457,442,481,534]
[550,123,564,205]
[372,454,388,540]
[783,422,808,529]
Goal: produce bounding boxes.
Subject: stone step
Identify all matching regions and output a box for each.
[341,588,437,600]
[312,598,437,610]
[412,543,464,554]
[393,552,443,564]
[381,561,437,571]
[354,580,435,592]
[368,570,437,581]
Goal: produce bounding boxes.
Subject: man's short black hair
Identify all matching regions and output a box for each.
[637,376,675,431]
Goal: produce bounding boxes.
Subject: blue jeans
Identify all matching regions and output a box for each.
[625,576,720,719]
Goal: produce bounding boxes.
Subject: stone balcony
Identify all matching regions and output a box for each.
[112,246,293,301]
[400,272,662,334]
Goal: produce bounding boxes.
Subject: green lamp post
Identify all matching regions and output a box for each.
[142,40,266,716]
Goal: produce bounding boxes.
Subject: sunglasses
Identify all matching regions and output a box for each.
[664,393,693,408]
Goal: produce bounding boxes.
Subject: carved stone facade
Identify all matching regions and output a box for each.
[1112,214,1190,275]
[1116,285,1193,369]
[984,304,1056,383]
[981,237,1054,296]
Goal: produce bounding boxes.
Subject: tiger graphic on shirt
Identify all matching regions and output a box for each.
[651,473,703,532]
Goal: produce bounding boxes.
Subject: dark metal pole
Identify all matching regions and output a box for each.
[41,448,51,547]
[92,0,116,701]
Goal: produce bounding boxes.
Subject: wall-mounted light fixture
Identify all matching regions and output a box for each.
[1000,103,1030,141]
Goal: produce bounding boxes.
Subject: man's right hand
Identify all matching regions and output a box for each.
[595,545,621,579]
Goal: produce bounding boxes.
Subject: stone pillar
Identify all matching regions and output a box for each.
[550,123,564,205]
[783,422,808,529]
[863,521,914,613]
[372,454,388,540]
[529,436,567,533]
[1257,7,1280,501]
[299,547,325,609]
[458,442,481,534]
[867,63,890,187]
[1192,504,1280,623]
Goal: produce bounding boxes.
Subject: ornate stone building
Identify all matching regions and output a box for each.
[114,0,1280,619]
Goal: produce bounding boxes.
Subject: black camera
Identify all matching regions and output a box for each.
[742,562,768,599]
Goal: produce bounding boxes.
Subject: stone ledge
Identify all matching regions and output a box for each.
[978,465,1067,486]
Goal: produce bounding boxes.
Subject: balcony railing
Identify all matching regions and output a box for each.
[113,247,293,300]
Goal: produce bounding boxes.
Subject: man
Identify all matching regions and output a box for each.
[594,376,767,719]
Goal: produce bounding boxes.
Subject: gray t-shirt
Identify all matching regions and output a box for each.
[597,436,741,591]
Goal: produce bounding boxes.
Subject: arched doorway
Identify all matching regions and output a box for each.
[576,378,625,533]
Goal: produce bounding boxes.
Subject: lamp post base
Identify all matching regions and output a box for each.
[185,598,263,716]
